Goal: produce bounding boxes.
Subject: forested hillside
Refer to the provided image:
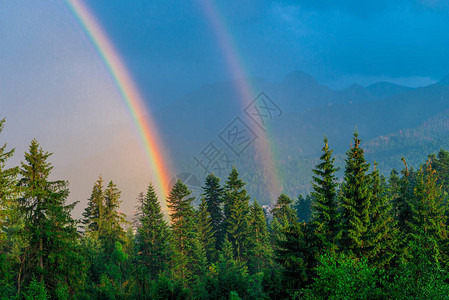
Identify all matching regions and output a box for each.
[160,72,449,203]
[3,117,449,299]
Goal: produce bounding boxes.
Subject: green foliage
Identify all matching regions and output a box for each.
[204,237,251,300]
[17,139,81,296]
[338,132,373,258]
[167,179,206,283]
[300,254,385,300]
[362,164,398,268]
[386,238,449,299]
[276,222,310,290]
[196,196,216,263]
[3,128,449,299]
[223,167,251,260]
[23,276,49,300]
[203,174,225,249]
[310,137,340,253]
[246,201,272,274]
[0,118,18,250]
[294,194,312,223]
[135,183,171,280]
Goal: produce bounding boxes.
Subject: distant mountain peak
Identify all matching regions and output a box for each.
[366,81,412,98]
[282,71,321,87]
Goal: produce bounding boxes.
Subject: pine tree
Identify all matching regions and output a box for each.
[223,167,250,260]
[294,194,312,223]
[202,174,224,250]
[0,118,18,249]
[366,164,398,268]
[17,139,82,295]
[310,137,339,252]
[394,159,415,235]
[82,176,105,236]
[270,194,297,259]
[429,149,449,194]
[272,194,297,226]
[135,183,171,281]
[196,196,216,263]
[102,180,128,252]
[0,119,19,298]
[276,222,309,291]
[338,132,372,258]
[408,160,447,264]
[167,179,202,282]
[246,201,272,274]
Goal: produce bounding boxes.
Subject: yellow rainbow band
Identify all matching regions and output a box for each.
[65,0,171,200]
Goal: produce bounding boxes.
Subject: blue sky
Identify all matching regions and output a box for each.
[83,0,449,95]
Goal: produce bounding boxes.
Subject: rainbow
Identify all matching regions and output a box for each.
[199,0,283,200]
[65,0,172,201]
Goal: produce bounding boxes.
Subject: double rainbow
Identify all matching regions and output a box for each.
[66,0,283,203]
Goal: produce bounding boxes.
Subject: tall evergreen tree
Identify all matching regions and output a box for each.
[135,183,171,280]
[0,118,18,249]
[223,167,250,260]
[196,196,216,263]
[17,139,82,295]
[276,222,309,291]
[246,201,272,274]
[294,194,312,223]
[338,132,373,258]
[310,137,339,252]
[0,119,19,298]
[408,160,447,264]
[366,164,398,268]
[429,149,449,195]
[82,176,105,236]
[202,174,224,250]
[102,180,127,251]
[272,194,297,225]
[167,179,205,282]
[393,159,416,240]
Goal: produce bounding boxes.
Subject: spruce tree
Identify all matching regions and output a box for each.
[0,118,18,248]
[102,180,127,251]
[272,194,297,226]
[338,132,372,258]
[17,139,82,295]
[366,164,398,268]
[394,159,415,236]
[135,183,171,280]
[408,160,447,264]
[430,149,449,194]
[0,119,19,298]
[202,174,224,250]
[82,176,105,235]
[223,167,250,260]
[246,201,272,274]
[294,194,312,223]
[275,222,309,291]
[196,196,216,262]
[310,137,339,252]
[167,179,205,282]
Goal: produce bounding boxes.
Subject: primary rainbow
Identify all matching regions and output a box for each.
[199,0,283,200]
[65,0,172,201]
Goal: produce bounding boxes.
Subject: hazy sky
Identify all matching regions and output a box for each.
[84,0,449,95]
[1,0,449,217]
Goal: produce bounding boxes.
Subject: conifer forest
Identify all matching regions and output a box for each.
[3,117,449,299]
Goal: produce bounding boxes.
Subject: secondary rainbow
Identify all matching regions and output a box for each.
[65,0,172,200]
[199,0,283,200]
